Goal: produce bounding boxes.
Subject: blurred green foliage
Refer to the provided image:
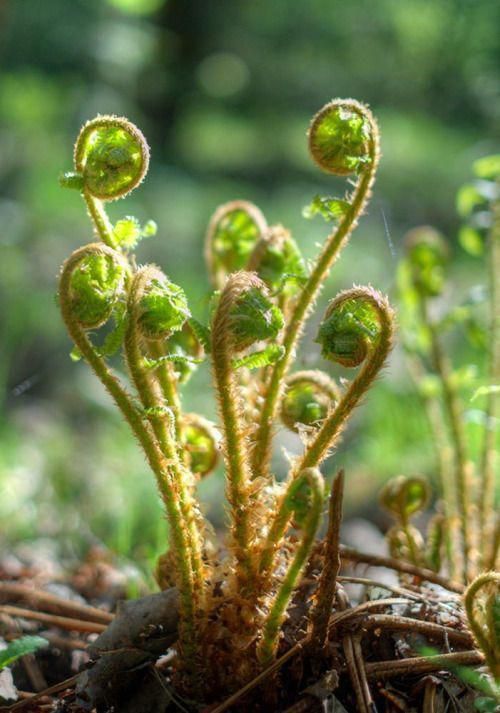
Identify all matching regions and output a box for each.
[0,0,498,564]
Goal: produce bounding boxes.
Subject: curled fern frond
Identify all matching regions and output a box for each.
[61,243,127,329]
[250,99,380,476]
[297,286,394,471]
[308,99,374,176]
[134,267,191,341]
[219,273,284,353]
[464,572,500,681]
[280,370,340,433]
[205,200,267,289]
[182,413,220,477]
[380,475,430,567]
[379,475,430,521]
[246,224,307,295]
[404,226,449,298]
[74,115,150,201]
[316,289,385,367]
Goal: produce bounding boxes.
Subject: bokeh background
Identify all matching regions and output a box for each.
[1,0,498,578]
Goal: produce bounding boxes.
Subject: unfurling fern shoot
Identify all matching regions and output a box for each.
[58,100,396,702]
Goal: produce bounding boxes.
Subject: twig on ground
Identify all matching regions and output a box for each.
[356,614,472,646]
[0,582,114,624]
[0,604,107,633]
[365,650,484,679]
[21,653,47,692]
[339,545,464,593]
[336,575,424,600]
[337,585,374,713]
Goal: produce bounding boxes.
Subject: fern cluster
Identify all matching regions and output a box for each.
[58,101,395,699]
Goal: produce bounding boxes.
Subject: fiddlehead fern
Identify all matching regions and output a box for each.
[250,99,380,476]
[73,115,149,201]
[57,102,407,701]
[279,370,340,433]
[257,467,325,664]
[404,226,449,298]
[380,475,430,566]
[297,286,394,471]
[246,224,307,298]
[60,249,201,667]
[211,272,283,584]
[64,245,127,329]
[124,266,205,598]
[61,115,150,248]
[205,200,268,289]
[182,413,219,478]
[464,573,500,682]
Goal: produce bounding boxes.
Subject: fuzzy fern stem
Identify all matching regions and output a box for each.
[257,468,324,664]
[250,100,380,477]
[59,247,200,665]
[211,272,278,584]
[124,267,205,600]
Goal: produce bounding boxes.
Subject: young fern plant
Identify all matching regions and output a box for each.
[58,100,393,701]
[397,158,499,584]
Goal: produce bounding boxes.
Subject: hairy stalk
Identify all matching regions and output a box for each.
[148,339,184,444]
[59,247,199,664]
[298,287,394,471]
[211,273,266,584]
[257,468,324,664]
[124,267,205,599]
[422,300,473,582]
[258,473,314,578]
[83,191,116,248]
[250,100,380,477]
[479,194,500,565]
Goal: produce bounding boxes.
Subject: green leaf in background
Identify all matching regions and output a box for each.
[0,636,48,671]
[473,154,500,180]
[471,384,500,403]
[459,225,484,256]
[107,0,164,15]
[448,364,478,391]
[456,183,485,218]
[418,373,442,399]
